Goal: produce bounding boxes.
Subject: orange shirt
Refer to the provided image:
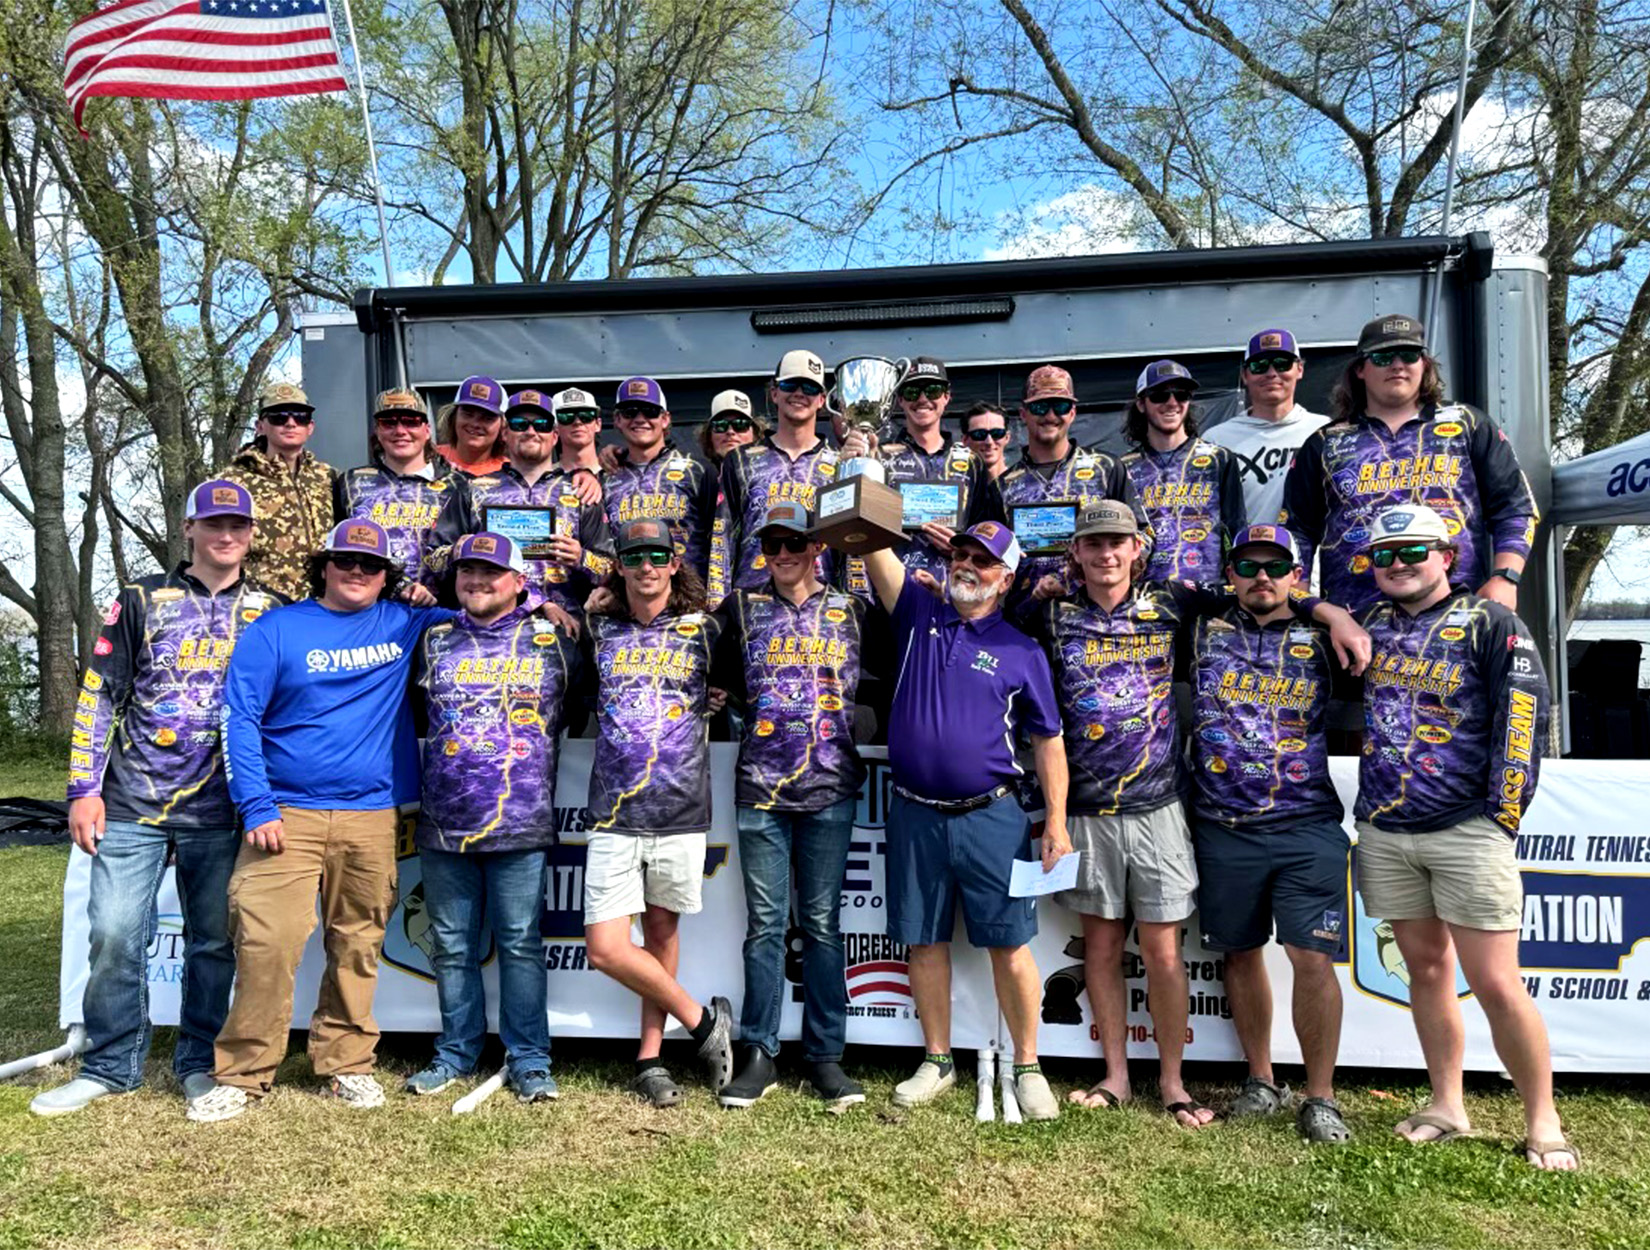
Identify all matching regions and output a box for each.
[436,444,505,477]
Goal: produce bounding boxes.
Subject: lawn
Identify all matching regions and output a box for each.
[1,754,1647,1249]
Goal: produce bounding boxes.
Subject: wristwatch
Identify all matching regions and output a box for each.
[1490,568,1522,587]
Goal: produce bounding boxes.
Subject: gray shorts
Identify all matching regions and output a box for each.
[1056,802,1198,922]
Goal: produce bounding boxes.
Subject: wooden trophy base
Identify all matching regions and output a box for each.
[812,473,907,554]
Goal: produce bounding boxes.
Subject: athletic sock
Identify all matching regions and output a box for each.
[925,1053,954,1072]
[687,1005,717,1044]
[1013,1063,1042,1076]
[636,1058,662,1076]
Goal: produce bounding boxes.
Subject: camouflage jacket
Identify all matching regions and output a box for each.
[219,441,337,602]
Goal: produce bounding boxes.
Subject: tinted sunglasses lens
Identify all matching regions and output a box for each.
[1399,544,1432,565]
[621,550,672,567]
[760,535,811,555]
[332,555,386,574]
[1372,544,1432,568]
[507,415,554,431]
[1027,399,1074,417]
[1367,348,1423,367]
[1245,355,1295,375]
[376,415,424,428]
[1235,558,1293,578]
[616,406,661,421]
[900,383,947,401]
[556,409,599,424]
[712,416,753,433]
[1146,387,1192,404]
[967,427,1009,442]
[776,379,823,396]
[265,410,312,426]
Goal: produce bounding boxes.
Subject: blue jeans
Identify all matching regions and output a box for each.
[419,846,550,1079]
[80,819,238,1092]
[736,798,856,1062]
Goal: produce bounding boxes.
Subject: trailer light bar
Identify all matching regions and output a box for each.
[751,297,1014,333]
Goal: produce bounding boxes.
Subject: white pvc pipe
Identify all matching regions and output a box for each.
[975,1043,996,1122]
[0,1025,88,1082]
[451,1069,506,1115]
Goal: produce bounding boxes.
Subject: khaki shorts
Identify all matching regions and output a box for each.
[1354,816,1523,931]
[583,831,706,925]
[1056,803,1198,923]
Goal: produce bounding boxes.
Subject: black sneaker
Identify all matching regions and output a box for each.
[718,1045,778,1108]
[807,1061,865,1106]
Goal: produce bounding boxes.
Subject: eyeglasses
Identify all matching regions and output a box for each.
[759,534,812,556]
[1244,355,1297,375]
[965,426,1010,442]
[899,382,949,402]
[1230,557,1294,579]
[1364,348,1424,368]
[374,414,426,429]
[614,405,663,422]
[1371,543,1437,568]
[774,378,824,397]
[619,549,674,568]
[330,554,389,575]
[262,409,313,427]
[506,414,555,433]
[710,415,754,434]
[1024,398,1075,417]
[1144,387,1194,405]
[555,408,601,425]
[949,547,1002,571]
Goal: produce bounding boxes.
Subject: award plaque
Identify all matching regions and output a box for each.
[1010,502,1079,554]
[812,473,906,555]
[898,481,964,532]
[483,506,555,557]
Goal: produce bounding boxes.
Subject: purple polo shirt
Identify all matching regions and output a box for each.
[886,575,1062,800]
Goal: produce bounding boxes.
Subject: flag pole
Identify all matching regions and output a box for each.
[332,0,396,291]
[1425,0,1479,351]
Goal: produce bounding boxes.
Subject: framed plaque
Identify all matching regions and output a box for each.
[1010,502,1078,554]
[483,506,555,557]
[898,481,963,531]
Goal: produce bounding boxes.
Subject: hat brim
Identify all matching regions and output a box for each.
[454,554,519,572]
[1139,379,1200,395]
[1073,522,1139,539]
[1361,339,1427,355]
[757,523,813,539]
[1023,390,1077,404]
[261,403,315,415]
[1229,541,1294,562]
[951,534,1007,562]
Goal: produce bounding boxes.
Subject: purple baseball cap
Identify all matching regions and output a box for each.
[1229,524,1301,564]
[952,521,1022,574]
[453,531,528,573]
[615,376,667,409]
[1245,328,1300,360]
[505,389,552,416]
[456,375,505,415]
[323,519,392,560]
[1136,359,1199,394]
[186,479,255,521]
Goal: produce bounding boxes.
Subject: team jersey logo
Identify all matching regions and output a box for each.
[1439,627,1466,641]
[1415,725,1452,744]
[1432,422,1464,437]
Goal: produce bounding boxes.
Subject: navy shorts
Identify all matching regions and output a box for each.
[885,791,1037,949]
[1191,815,1350,954]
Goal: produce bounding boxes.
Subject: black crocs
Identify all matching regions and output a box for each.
[629,1066,684,1108]
[1297,1096,1351,1144]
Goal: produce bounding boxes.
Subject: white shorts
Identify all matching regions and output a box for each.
[582,831,707,925]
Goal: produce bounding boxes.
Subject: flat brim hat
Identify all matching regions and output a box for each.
[1229,524,1300,563]
[505,389,553,416]
[1136,359,1200,394]
[373,388,428,419]
[774,350,827,384]
[711,389,754,419]
[186,479,255,521]
[615,519,675,556]
[616,377,667,409]
[323,519,392,561]
[453,531,528,573]
[899,356,949,387]
[1357,315,1427,355]
[1023,364,1076,403]
[257,381,312,413]
[1368,504,1453,547]
[758,501,811,536]
[456,375,505,415]
[1245,329,1300,360]
[1074,500,1139,539]
[952,521,1022,574]
[551,387,598,414]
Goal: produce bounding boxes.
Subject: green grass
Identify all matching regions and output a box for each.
[2,756,1648,1248]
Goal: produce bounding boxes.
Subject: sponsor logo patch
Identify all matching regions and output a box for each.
[1415,725,1452,744]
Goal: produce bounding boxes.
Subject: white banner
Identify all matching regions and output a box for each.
[58,750,1650,1071]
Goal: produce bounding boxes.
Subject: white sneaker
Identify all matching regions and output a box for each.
[186,1082,249,1123]
[892,1058,956,1108]
[324,1073,385,1109]
[30,1077,115,1118]
[1014,1069,1060,1121]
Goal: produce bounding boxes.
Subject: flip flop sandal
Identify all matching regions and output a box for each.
[1229,1076,1287,1118]
[1394,1111,1472,1143]
[1297,1097,1352,1144]
[1523,1138,1582,1171]
[629,1066,683,1109]
[1072,1084,1123,1109]
[1164,1099,1215,1128]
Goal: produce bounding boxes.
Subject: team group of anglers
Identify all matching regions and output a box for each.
[36,312,1578,1170]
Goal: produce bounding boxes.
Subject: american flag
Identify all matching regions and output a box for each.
[64,0,348,134]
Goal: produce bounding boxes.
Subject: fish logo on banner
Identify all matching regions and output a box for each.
[1350,847,1469,1008]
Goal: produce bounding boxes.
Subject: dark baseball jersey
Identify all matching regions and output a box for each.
[721,437,840,590]
[334,457,460,588]
[999,445,1149,599]
[1123,437,1246,582]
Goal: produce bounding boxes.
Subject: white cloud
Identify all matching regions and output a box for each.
[981,186,1148,260]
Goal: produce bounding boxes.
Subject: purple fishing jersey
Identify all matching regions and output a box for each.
[334,457,459,587]
[1123,438,1246,582]
[837,435,1003,600]
[429,465,614,613]
[69,567,283,827]
[603,447,729,601]
[721,437,839,589]
[1280,403,1538,612]
[998,445,1149,599]
[586,608,723,834]
[711,584,869,812]
[1022,581,1321,816]
[1354,591,1548,835]
[1187,608,1342,832]
[416,605,580,854]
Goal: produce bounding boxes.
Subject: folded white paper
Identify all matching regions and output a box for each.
[1009,851,1080,897]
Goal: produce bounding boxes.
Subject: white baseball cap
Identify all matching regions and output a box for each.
[774,350,826,383]
[711,389,753,418]
[1369,505,1453,547]
[551,387,598,414]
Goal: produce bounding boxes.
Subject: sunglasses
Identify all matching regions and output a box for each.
[619,549,674,568]
[614,405,663,422]
[966,426,1010,442]
[774,378,824,396]
[1144,387,1195,405]
[506,414,555,433]
[949,547,1002,571]
[374,413,426,429]
[1371,543,1437,568]
[330,554,389,575]
[1230,557,1294,579]
[759,534,812,556]
[1364,348,1424,368]
[1244,355,1297,375]
[710,415,754,434]
[1024,398,1075,417]
[900,382,949,402]
[263,409,313,427]
[555,408,601,425]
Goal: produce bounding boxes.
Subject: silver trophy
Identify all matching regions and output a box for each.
[828,355,908,482]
